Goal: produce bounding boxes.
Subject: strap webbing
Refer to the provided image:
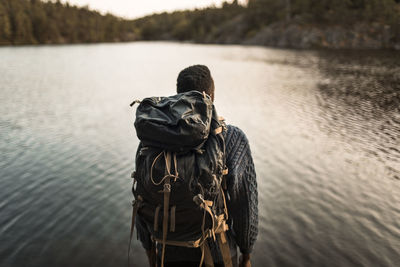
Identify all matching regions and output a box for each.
[160,176,171,267]
[128,196,142,267]
[153,230,212,248]
[149,239,157,267]
[202,202,216,241]
[160,151,172,267]
[170,205,176,232]
[218,232,233,267]
[154,205,161,231]
[204,242,215,267]
[220,187,229,220]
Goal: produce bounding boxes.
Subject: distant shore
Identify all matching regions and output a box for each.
[2,23,399,50]
[2,0,399,50]
[209,21,400,50]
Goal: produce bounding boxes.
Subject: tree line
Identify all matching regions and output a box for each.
[246,0,400,28]
[132,1,245,42]
[134,0,400,42]
[0,0,399,45]
[0,0,137,45]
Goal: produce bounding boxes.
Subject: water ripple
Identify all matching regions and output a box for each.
[1,43,400,267]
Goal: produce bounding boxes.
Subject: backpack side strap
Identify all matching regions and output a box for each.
[160,177,171,267]
[154,205,161,232]
[218,231,233,267]
[160,151,174,267]
[170,205,176,232]
[203,242,215,267]
[128,195,143,266]
[152,223,232,267]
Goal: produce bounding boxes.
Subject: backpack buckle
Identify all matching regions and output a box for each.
[163,183,171,193]
[132,195,143,207]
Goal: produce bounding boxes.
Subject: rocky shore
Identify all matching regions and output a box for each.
[204,17,400,50]
[246,22,400,50]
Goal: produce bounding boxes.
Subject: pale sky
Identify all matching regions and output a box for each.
[62,0,247,19]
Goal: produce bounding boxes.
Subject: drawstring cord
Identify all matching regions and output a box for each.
[150,151,179,186]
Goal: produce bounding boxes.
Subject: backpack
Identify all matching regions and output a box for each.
[129,91,232,267]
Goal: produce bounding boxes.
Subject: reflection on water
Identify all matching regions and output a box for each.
[316,50,400,111]
[0,43,399,267]
[315,50,400,180]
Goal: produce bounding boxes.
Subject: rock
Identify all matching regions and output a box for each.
[241,21,400,50]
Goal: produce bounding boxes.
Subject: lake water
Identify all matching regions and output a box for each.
[0,42,399,267]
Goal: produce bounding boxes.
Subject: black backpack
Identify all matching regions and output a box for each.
[129,91,233,267]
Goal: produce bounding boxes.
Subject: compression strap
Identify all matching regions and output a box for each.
[128,195,143,267]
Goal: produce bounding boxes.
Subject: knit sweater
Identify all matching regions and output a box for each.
[135,124,258,263]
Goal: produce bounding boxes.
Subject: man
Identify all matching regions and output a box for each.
[136,65,258,267]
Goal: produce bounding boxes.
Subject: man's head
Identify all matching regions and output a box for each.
[177,65,215,101]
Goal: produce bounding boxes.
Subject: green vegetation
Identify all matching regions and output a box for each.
[0,0,399,46]
[132,1,245,42]
[134,0,400,41]
[246,0,400,26]
[0,0,136,45]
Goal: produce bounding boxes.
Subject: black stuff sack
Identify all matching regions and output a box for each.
[134,90,213,152]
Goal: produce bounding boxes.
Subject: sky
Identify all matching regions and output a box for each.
[62,0,247,19]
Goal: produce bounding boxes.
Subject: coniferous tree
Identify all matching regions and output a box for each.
[0,0,399,46]
[0,2,12,44]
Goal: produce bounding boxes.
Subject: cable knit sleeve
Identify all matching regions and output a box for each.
[225,125,258,254]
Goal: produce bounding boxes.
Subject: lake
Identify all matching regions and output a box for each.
[0,42,399,267]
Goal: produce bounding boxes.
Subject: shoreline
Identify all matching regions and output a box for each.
[244,22,400,50]
[2,40,400,51]
[2,22,400,51]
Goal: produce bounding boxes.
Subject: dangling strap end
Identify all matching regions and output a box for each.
[170,205,176,232]
[128,195,143,266]
[129,99,141,107]
[154,205,161,232]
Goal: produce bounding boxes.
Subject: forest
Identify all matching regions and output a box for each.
[0,0,400,47]
[0,0,136,45]
[133,0,400,42]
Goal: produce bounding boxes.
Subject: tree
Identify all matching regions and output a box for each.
[9,0,36,44]
[0,2,12,44]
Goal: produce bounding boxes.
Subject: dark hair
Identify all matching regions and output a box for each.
[176,65,215,101]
